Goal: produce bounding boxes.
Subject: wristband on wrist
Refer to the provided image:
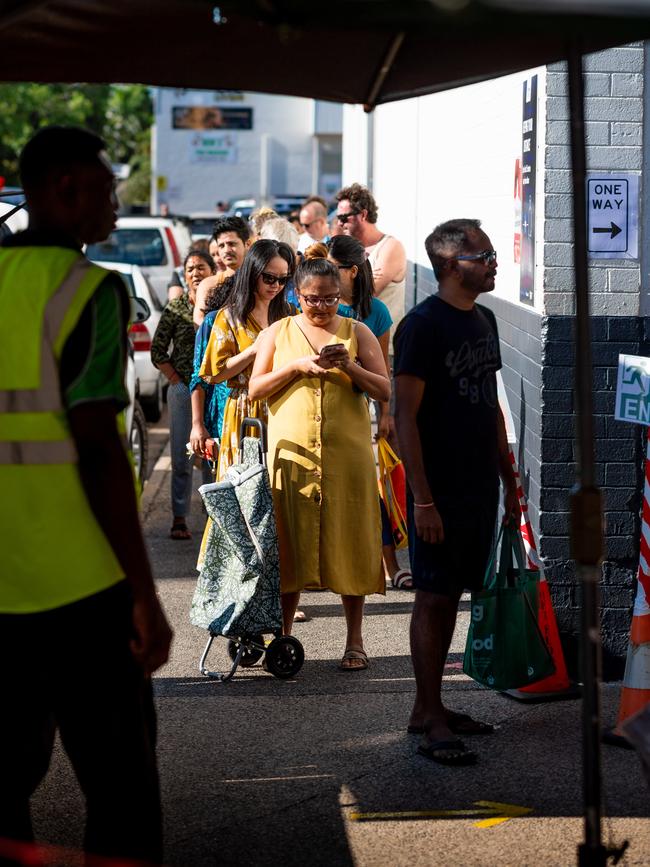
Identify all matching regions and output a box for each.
[414,502,435,509]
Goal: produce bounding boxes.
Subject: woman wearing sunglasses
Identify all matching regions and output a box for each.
[199,239,295,479]
[249,257,390,671]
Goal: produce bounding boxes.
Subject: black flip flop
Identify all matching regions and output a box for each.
[417,738,477,766]
[407,715,495,736]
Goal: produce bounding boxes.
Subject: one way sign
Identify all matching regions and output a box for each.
[587,172,638,259]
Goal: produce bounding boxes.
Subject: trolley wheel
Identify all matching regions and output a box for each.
[264,636,304,679]
[227,635,265,668]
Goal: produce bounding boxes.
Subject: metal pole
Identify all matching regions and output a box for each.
[567,42,607,867]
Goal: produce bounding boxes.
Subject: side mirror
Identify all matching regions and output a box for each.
[130,295,151,324]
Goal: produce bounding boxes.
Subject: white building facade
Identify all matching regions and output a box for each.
[151,88,342,214]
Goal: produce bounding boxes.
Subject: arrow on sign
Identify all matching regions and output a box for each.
[592,222,622,239]
[350,800,532,828]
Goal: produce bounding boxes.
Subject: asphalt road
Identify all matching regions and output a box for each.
[30,418,650,866]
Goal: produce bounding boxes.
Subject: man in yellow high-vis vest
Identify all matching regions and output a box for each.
[0,126,173,865]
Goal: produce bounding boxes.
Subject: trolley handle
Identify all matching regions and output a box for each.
[239,417,267,466]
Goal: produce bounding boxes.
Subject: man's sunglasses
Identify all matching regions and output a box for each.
[261,272,289,286]
[452,249,497,265]
[336,211,359,225]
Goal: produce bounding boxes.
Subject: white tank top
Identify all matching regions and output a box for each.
[367,234,406,351]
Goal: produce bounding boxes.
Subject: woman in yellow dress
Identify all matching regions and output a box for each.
[199,239,295,479]
[249,257,391,670]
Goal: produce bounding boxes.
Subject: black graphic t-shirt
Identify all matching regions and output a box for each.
[394,294,502,496]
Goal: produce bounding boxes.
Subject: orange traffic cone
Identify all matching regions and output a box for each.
[604,427,650,748]
[502,449,577,702]
[604,567,650,748]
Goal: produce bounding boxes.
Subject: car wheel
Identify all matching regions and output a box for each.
[141,379,163,423]
[130,400,149,489]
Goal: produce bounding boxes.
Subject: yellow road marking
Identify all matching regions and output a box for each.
[350,800,532,828]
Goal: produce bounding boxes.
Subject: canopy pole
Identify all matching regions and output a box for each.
[364,32,404,112]
[567,42,608,867]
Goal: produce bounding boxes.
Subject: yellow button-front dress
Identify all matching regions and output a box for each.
[267,316,384,597]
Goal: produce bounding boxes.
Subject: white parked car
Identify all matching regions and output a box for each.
[0,199,28,241]
[91,260,166,422]
[85,215,192,306]
[188,212,218,241]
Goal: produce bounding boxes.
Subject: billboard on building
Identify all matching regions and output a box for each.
[172,106,253,130]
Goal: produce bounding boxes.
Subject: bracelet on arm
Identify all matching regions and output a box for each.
[414,502,435,509]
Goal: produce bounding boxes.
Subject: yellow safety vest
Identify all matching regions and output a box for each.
[0,247,125,613]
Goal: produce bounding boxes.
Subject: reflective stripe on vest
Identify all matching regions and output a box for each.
[0,254,97,464]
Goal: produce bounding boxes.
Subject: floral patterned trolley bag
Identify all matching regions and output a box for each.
[190,418,304,681]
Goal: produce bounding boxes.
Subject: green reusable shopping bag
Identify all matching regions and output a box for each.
[463,524,556,691]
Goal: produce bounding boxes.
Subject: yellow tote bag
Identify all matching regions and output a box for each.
[377,437,408,550]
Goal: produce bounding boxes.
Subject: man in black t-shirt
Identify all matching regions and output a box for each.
[394,218,520,766]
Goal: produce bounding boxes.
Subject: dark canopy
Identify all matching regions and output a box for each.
[1,0,650,106]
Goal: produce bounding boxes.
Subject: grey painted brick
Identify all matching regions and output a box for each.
[608,268,640,293]
[587,146,642,170]
[545,146,573,170]
[585,98,643,123]
[544,243,574,267]
[611,73,644,97]
[544,218,573,243]
[590,293,639,316]
[545,193,572,219]
[605,463,638,487]
[545,266,609,292]
[544,294,576,315]
[546,121,610,146]
[610,122,642,147]
[583,48,644,74]
[545,168,572,193]
[546,72,611,97]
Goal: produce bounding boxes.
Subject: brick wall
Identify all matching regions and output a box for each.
[545,45,643,317]
[540,44,645,676]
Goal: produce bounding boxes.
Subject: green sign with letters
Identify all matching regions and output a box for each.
[615,354,650,426]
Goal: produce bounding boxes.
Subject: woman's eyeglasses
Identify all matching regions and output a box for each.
[336,211,359,225]
[300,294,341,308]
[261,272,289,286]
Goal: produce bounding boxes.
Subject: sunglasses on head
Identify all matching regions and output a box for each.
[336,211,359,225]
[452,249,497,265]
[261,271,289,286]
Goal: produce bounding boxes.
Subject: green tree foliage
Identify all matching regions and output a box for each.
[0,83,152,200]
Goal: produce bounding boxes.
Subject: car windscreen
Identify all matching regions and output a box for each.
[190,218,215,237]
[86,228,168,267]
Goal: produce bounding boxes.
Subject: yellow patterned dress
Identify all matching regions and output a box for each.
[199,307,267,480]
[267,316,383,596]
[197,308,267,568]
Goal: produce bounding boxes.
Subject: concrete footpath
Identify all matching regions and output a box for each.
[32,434,649,866]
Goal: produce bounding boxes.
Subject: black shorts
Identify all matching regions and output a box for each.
[408,491,499,596]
